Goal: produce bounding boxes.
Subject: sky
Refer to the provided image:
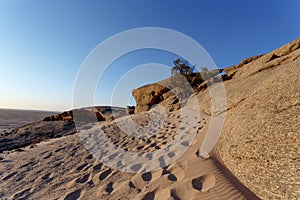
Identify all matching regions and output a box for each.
[0,0,299,111]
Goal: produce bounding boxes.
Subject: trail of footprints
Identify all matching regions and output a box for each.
[100,112,206,156]
[61,112,209,199]
[1,111,209,200]
[63,160,216,200]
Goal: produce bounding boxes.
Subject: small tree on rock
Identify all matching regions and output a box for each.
[170,58,195,100]
[171,58,195,77]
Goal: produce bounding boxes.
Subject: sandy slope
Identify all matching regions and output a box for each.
[0,108,258,200]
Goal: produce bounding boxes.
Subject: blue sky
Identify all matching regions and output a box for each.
[0,1,299,111]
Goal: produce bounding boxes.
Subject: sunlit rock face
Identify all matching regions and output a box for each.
[132,83,169,113]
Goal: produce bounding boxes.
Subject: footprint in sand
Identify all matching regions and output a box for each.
[108,152,118,160]
[167,173,177,181]
[93,163,103,171]
[161,167,180,182]
[145,153,153,160]
[105,182,114,194]
[142,191,155,200]
[71,146,80,152]
[170,189,181,200]
[76,163,88,171]
[52,161,64,168]
[64,189,81,200]
[41,172,53,181]
[76,173,90,184]
[141,172,152,181]
[87,180,95,187]
[117,160,123,168]
[167,152,175,158]
[12,188,31,199]
[15,172,27,182]
[83,165,92,171]
[54,146,65,153]
[158,156,167,168]
[121,141,129,147]
[2,172,18,181]
[99,168,112,181]
[128,181,136,188]
[181,141,189,147]
[136,145,144,150]
[19,161,36,169]
[130,163,142,172]
[192,174,216,192]
[43,153,52,159]
[155,146,161,150]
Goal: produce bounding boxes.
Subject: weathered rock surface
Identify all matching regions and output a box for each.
[197,37,300,199]
[132,70,223,113]
[132,83,170,113]
[43,106,127,122]
[43,111,74,122]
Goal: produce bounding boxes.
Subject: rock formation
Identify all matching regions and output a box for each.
[43,109,106,122]
[43,111,74,122]
[197,37,300,199]
[43,106,128,123]
[132,69,223,113]
[132,37,300,199]
[125,106,135,115]
[132,83,170,113]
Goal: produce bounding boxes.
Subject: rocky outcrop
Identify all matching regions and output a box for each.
[43,106,128,123]
[43,109,106,122]
[222,38,300,81]
[125,106,135,115]
[222,54,264,80]
[43,111,74,122]
[197,37,300,199]
[132,83,170,113]
[129,37,300,200]
[132,69,223,113]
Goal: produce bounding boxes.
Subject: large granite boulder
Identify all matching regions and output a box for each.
[132,83,169,113]
[197,37,300,199]
[132,69,224,113]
